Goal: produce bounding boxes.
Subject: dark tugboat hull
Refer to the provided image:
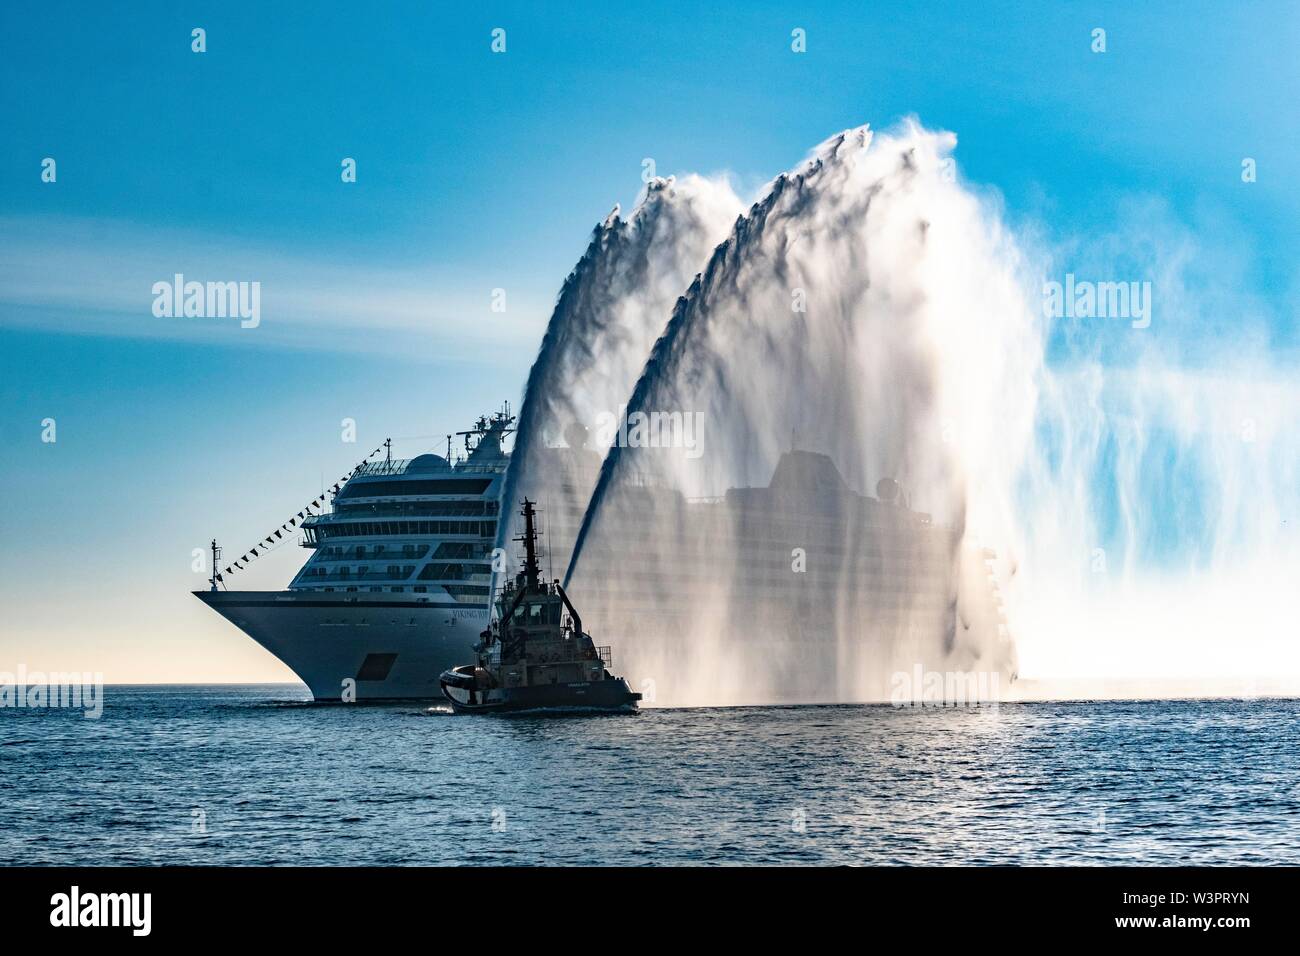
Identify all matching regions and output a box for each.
[440,674,641,715]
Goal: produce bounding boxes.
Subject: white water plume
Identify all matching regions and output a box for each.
[497,174,743,575]
[565,123,1036,705]
[493,120,1298,706]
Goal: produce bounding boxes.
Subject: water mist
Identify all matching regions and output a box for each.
[507,122,1297,706]
[563,124,1036,705]
[496,174,743,584]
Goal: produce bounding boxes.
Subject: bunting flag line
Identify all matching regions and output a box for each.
[218,444,388,581]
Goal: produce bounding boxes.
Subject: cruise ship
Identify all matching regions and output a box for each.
[194,409,514,701]
[196,406,1013,705]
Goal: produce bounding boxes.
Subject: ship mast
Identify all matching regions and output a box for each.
[209,539,222,593]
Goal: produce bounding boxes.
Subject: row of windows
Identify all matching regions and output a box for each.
[309,585,485,598]
[317,544,429,562]
[315,520,496,539]
[335,500,498,518]
[304,565,494,583]
[511,602,564,625]
[433,542,493,559]
[417,563,492,581]
[302,565,417,581]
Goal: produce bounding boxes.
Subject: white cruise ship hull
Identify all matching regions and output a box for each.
[195,590,488,701]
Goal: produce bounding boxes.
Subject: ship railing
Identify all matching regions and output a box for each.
[595,645,613,669]
[353,459,421,477]
[304,510,498,524]
[352,459,510,478]
[334,503,499,518]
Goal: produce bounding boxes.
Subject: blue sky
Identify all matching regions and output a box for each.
[1,1,1295,680]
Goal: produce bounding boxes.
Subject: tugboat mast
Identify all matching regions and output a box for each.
[495,499,583,655]
[438,495,639,713]
[517,499,541,592]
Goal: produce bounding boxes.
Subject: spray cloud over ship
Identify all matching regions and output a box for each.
[553,124,1030,704]
[510,121,1299,706]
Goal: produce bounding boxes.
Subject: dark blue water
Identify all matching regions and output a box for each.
[2,686,1296,865]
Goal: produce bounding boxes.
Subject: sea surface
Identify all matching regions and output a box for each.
[2,686,1297,865]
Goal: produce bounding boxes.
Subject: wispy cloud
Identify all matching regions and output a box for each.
[0,214,551,360]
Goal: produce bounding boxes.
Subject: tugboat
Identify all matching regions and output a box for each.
[438,500,641,714]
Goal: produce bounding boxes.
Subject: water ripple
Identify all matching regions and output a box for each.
[1,687,1297,865]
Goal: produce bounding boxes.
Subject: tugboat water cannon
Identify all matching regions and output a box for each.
[438,499,641,714]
